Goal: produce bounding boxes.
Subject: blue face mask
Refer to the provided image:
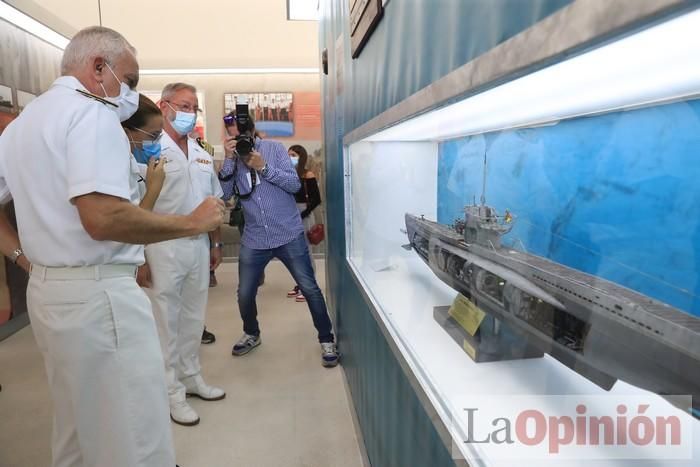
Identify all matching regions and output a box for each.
[132,141,161,164]
[290,156,299,167]
[167,102,197,135]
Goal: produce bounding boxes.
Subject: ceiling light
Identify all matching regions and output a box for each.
[288,0,318,21]
[139,67,320,75]
[365,8,700,142]
[0,1,69,49]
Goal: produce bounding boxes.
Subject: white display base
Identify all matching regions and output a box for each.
[349,251,700,466]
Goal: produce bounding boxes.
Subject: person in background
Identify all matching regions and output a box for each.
[286,145,321,302]
[220,113,265,287]
[121,93,167,288]
[0,26,224,466]
[0,113,27,329]
[0,110,20,396]
[262,94,270,121]
[195,135,220,288]
[192,132,219,345]
[219,112,339,367]
[122,94,166,208]
[148,82,226,427]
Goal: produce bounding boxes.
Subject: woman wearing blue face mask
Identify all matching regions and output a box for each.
[122,94,168,288]
[287,144,322,302]
[122,94,167,211]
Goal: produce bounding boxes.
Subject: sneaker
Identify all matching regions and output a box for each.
[320,342,339,368]
[231,333,261,356]
[209,272,217,287]
[170,394,200,426]
[287,285,299,297]
[295,292,306,302]
[201,327,216,345]
[183,374,226,401]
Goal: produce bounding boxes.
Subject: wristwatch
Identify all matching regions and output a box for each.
[260,164,270,177]
[9,247,23,264]
[212,242,224,249]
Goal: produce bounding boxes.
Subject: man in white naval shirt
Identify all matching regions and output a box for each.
[0,27,224,467]
[147,82,225,426]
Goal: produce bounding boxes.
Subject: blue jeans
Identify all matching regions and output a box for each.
[238,233,334,343]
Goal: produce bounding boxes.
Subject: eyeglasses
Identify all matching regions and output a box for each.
[166,100,202,114]
[131,127,163,142]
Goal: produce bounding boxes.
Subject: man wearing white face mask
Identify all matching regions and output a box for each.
[0,27,226,467]
[146,83,225,426]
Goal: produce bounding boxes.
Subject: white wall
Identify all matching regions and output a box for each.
[349,141,438,270]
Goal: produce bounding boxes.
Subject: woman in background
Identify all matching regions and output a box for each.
[122,94,166,287]
[287,144,321,302]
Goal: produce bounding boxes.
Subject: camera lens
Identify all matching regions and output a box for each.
[236,136,254,156]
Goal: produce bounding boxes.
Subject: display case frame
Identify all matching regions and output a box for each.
[341,2,700,465]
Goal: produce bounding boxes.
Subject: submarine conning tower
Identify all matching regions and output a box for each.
[463,204,513,249]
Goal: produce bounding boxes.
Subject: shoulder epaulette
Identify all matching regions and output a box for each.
[196,137,215,156]
[75,89,117,108]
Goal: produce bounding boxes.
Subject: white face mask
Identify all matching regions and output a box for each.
[100,63,139,122]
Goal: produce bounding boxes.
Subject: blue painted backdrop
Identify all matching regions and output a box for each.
[438,99,700,316]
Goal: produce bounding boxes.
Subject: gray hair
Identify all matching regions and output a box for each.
[161,83,198,101]
[61,26,136,75]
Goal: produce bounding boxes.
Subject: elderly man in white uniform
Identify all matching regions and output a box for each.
[0,27,224,467]
[146,82,225,426]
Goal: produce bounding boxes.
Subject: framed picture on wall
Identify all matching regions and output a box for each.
[142,90,208,140]
[0,84,14,113]
[17,90,37,113]
[224,92,294,137]
[349,0,384,58]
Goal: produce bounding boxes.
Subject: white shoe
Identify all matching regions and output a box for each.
[183,374,226,401]
[170,394,200,426]
[321,342,340,368]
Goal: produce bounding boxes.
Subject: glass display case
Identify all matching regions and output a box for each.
[344,10,700,466]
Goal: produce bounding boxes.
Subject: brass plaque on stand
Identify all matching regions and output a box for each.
[434,294,543,363]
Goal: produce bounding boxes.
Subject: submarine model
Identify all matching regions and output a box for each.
[404,203,700,418]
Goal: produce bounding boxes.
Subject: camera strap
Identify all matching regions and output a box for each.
[230,160,257,200]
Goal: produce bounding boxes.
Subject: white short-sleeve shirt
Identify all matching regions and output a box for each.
[0,76,143,266]
[150,132,223,217]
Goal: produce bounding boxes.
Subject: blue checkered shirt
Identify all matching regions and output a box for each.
[219,139,303,249]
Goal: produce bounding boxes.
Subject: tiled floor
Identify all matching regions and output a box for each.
[0,260,364,467]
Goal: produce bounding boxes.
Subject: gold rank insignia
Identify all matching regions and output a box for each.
[75,89,118,108]
[196,137,216,157]
[195,158,211,165]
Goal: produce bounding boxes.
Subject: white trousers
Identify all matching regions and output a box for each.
[146,236,209,400]
[27,265,175,467]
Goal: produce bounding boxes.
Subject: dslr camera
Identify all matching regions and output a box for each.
[224,98,255,157]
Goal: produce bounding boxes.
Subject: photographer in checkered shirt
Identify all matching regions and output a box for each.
[218,110,339,367]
